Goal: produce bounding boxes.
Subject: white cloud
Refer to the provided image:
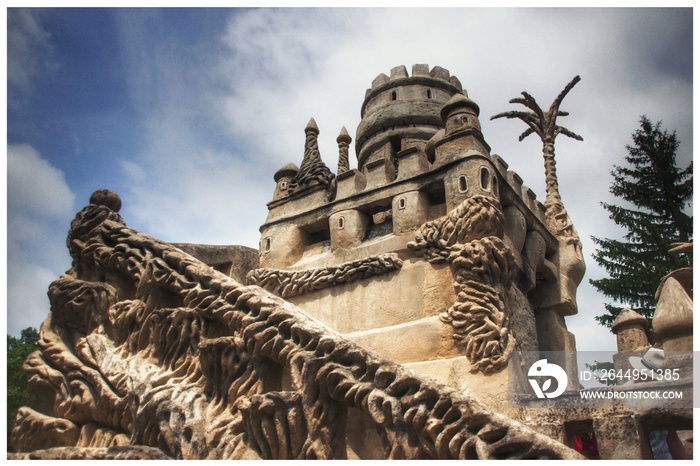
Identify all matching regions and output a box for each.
[117,115,270,248]
[7,144,75,219]
[7,144,76,335]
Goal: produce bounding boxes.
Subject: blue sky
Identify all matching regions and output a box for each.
[4,7,694,351]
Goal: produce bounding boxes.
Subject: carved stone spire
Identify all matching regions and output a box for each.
[336,126,352,174]
[290,118,334,192]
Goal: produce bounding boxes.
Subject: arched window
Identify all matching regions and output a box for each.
[480,167,491,191]
[492,175,499,196]
[391,90,397,101]
[398,196,407,210]
[426,89,432,99]
[264,237,271,252]
[337,216,345,230]
[458,175,468,193]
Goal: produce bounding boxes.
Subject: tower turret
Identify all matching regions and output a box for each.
[355,64,466,171]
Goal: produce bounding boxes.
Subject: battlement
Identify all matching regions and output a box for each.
[357,64,468,170]
[363,64,464,109]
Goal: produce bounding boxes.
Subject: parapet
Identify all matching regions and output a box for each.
[363,64,463,107]
[356,64,467,170]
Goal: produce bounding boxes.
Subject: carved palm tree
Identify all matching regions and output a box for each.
[491,76,583,238]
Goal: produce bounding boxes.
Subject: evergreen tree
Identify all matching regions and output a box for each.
[591,116,693,328]
[7,327,40,452]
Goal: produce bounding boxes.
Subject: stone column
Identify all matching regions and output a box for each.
[652,275,693,352]
[611,308,649,377]
[611,308,649,352]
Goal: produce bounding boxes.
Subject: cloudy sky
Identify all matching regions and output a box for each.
[5,6,693,352]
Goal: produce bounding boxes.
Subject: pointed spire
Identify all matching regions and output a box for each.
[290,117,334,192]
[305,117,319,136]
[336,126,352,174]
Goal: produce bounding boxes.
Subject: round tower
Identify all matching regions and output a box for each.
[355,64,466,170]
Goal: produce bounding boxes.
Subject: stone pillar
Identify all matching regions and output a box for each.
[611,308,649,377]
[259,224,307,269]
[522,230,546,292]
[336,169,366,199]
[652,275,693,352]
[396,147,430,181]
[364,158,394,189]
[592,415,643,459]
[503,206,527,255]
[535,309,580,390]
[392,191,429,234]
[336,126,352,175]
[330,210,370,251]
[611,308,649,352]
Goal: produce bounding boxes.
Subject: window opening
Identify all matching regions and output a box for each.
[492,176,499,196]
[391,90,397,101]
[458,175,468,193]
[426,89,432,99]
[398,197,407,210]
[389,136,402,177]
[337,216,345,230]
[264,237,271,252]
[480,166,491,191]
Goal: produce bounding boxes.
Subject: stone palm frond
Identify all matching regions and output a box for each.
[491,76,583,143]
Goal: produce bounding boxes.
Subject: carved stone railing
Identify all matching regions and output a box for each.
[10,191,581,460]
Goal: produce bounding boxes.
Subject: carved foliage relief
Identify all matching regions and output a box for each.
[10,195,579,460]
[247,253,403,299]
[409,195,516,374]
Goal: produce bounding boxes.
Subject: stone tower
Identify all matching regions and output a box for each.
[254,64,581,395]
[355,64,466,170]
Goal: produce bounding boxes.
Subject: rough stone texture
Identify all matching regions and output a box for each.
[611,308,649,352]
[11,197,582,460]
[409,195,516,374]
[259,65,582,406]
[289,118,335,193]
[491,76,586,319]
[652,275,693,351]
[172,243,258,283]
[89,188,122,212]
[247,253,403,299]
[10,65,693,460]
[8,445,173,460]
[336,126,352,174]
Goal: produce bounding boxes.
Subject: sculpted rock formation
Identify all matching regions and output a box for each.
[409,195,516,374]
[11,65,612,459]
[10,192,581,459]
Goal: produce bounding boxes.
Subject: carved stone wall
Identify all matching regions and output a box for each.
[247,253,403,299]
[409,195,516,374]
[10,193,581,460]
